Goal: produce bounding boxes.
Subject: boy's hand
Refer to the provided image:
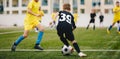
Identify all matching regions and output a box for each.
[72,27,76,31]
[35,14,41,17]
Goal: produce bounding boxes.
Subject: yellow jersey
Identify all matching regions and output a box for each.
[113,6,120,22]
[24,0,40,23]
[51,13,57,21]
[73,13,79,23]
[24,0,41,30]
[38,10,44,21]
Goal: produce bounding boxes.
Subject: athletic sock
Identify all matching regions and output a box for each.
[73,43,81,53]
[36,28,38,31]
[117,23,119,31]
[93,25,95,30]
[86,24,89,29]
[118,23,120,31]
[14,35,24,46]
[108,25,112,30]
[35,31,44,45]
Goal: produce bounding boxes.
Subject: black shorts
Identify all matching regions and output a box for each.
[57,24,74,41]
[100,19,103,23]
[90,19,95,23]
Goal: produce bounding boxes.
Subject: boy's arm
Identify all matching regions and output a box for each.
[113,8,120,13]
[40,11,44,16]
[72,16,76,30]
[113,10,120,13]
[53,12,59,22]
[55,12,59,20]
[27,8,40,17]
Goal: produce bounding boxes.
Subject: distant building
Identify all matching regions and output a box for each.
[0,0,118,27]
[0,0,116,15]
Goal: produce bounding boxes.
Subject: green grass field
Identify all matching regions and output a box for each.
[0,27,120,59]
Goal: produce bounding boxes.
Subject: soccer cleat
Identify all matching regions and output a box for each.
[107,29,110,34]
[78,52,87,57]
[11,44,16,52]
[117,31,120,34]
[34,45,44,50]
[34,28,39,32]
[35,30,39,32]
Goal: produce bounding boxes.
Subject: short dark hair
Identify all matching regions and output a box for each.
[116,1,119,3]
[63,4,71,11]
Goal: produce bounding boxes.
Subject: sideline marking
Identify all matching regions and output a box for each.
[0,31,23,34]
[0,49,120,52]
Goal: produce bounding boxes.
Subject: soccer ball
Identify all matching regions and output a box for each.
[61,45,74,55]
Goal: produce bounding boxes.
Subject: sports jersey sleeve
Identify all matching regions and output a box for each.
[58,11,61,16]
[113,7,116,12]
[27,1,33,9]
[40,11,44,16]
[71,15,76,29]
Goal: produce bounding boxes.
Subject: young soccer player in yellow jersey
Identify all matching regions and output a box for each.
[35,7,44,32]
[49,10,57,28]
[11,0,44,51]
[51,10,57,22]
[107,1,120,34]
[73,10,79,24]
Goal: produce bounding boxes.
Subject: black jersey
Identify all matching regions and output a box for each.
[57,11,76,29]
[90,13,96,19]
[99,15,104,20]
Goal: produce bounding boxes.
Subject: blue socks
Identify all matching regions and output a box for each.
[36,31,44,45]
[14,36,24,46]
[118,27,120,31]
[14,31,44,46]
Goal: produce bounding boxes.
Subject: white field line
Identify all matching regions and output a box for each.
[0,31,23,34]
[1,49,120,52]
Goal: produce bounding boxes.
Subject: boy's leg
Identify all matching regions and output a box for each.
[57,31,69,47]
[100,22,103,28]
[117,21,120,33]
[66,31,87,57]
[65,32,81,53]
[11,30,29,51]
[107,22,115,34]
[118,24,120,34]
[72,40,87,57]
[34,24,44,50]
[59,35,69,47]
[72,40,81,53]
[93,23,95,30]
[86,23,90,29]
[34,27,39,32]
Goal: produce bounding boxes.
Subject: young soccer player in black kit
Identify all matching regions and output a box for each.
[86,9,96,30]
[56,4,87,57]
[99,12,104,28]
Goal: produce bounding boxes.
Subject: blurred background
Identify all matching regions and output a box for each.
[0,0,119,27]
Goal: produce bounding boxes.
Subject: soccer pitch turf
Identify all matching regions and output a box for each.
[0,27,120,59]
